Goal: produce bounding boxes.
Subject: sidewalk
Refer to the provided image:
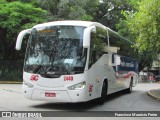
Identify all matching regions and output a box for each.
[148,83,160,101]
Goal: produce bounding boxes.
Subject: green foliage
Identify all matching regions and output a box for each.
[95,0,136,30]
[37,0,138,30]
[38,0,58,20]
[0,1,47,31]
[2,0,156,79]
[38,0,94,21]
[124,0,160,53]
[58,0,88,20]
[0,0,48,60]
[0,60,23,81]
[117,0,160,71]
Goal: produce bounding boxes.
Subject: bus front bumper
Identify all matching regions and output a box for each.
[22,87,87,103]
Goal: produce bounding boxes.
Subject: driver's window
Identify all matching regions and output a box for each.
[89,27,107,68]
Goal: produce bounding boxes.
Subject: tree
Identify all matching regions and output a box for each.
[93,0,137,30]
[116,0,160,71]
[37,0,138,31]
[38,0,93,21]
[38,0,59,20]
[0,0,47,60]
[125,0,160,53]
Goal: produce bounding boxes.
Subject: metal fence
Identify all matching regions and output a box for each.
[0,60,24,82]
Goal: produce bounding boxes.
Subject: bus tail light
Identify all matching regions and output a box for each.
[68,81,86,90]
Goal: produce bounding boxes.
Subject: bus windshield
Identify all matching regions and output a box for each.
[24,26,87,76]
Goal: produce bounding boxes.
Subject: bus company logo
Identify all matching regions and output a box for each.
[30,75,39,81]
[47,71,55,74]
[64,76,73,81]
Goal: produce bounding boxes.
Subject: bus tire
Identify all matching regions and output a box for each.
[126,78,133,93]
[97,81,107,104]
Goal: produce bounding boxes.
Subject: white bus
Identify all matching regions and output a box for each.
[15,21,139,104]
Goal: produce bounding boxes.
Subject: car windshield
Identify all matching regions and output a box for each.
[24,26,87,76]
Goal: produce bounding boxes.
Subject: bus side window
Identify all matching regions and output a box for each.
[108,30,135,57]
[89,32,95,68]
[89,27,107,69]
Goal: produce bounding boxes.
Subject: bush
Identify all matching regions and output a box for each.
[0,60,23,81]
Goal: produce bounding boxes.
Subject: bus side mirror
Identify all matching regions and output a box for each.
[15,29,31,50]
[83,26,96,48]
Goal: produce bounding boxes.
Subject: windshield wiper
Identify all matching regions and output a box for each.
[33,65,43,73]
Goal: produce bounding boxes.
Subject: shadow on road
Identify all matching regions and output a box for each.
[32,90,133,111]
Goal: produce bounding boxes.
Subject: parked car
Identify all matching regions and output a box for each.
[155,75,160,82]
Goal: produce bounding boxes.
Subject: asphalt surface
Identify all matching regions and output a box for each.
[0,83,159,120]
[0,83,159,111]
[148,83,160,101]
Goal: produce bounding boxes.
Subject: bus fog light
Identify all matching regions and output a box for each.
[68,81,86,90]
[23,81,34,88]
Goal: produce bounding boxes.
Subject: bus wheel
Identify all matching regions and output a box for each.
[97,81,107,104]
[126,78,133,93]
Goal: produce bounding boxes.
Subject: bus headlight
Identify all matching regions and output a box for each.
[68,81,86,90]
[23,81,34,88]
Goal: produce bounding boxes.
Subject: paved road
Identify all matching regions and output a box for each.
[0,83,160,120]
[0,83,159,111]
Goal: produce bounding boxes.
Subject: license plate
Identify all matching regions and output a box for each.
[45,92,56,97]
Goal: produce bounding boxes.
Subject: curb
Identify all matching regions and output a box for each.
[147,90,160,101]
[0,81,22,84]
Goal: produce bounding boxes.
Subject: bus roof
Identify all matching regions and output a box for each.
[33,20,107,29]
[32,20,133,44]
